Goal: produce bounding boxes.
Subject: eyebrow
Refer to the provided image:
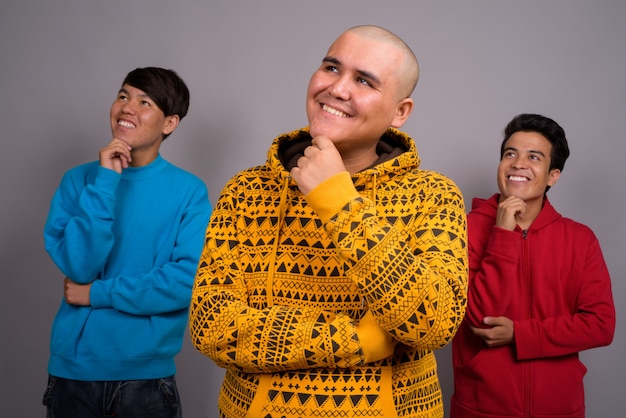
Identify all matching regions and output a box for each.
[322,56,381,86]
[503,146,546,157]
[118,87,151,100]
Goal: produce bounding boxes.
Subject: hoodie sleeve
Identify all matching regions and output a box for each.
[306,171,468,350]
[190,175,366,373]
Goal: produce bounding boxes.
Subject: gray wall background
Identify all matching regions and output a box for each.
[1,1,624,417]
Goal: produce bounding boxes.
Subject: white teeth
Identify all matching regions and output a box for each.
[322,104,350,118]
[509,175,528,182]
[118,120,135,128]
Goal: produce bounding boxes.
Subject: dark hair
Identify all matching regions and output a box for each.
[501,113,569,192]
[122,67,190,139]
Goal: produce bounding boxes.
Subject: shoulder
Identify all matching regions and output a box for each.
[383,169,465,216]
[152,162,210,209]
[62,160,99,176]
[58,160,101,185]
[467,195,498,216]
[557,216,598,241]
[223,163,276,189]
[401,169,463,200]
[399,169,460,188]
[162,161,207,187]
[542,199,596,238]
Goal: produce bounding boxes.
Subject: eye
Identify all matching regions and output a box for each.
[324,64,339,73]
[117,94,128,101]
[357,76,371,86]
[141,100,151,106]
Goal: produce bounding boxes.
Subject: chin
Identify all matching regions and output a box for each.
[309,121,347,141]
[307,122,326,139]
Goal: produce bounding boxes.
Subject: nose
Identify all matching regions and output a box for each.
[120,99,136,114]
[511,156,526,169]
[328,75,350,100]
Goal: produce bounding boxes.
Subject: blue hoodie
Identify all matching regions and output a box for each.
[44,154,211,380]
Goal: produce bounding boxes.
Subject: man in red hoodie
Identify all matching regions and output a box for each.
[451,113,615,417]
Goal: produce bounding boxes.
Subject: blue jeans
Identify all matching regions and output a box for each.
[42,375,182,418]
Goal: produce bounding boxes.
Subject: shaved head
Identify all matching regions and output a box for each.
[345,25,419,99]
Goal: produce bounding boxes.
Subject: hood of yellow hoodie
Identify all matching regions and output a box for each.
[270,127,421,181]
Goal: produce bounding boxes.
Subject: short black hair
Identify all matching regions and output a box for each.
[122,67,190,139]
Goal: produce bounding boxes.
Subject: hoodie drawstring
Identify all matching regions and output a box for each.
[370,172,378,206]
[265,176,290,307]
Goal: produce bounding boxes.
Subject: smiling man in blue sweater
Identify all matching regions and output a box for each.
[42,67,212,418]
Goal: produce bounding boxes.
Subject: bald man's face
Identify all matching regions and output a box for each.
[306,31,413,155]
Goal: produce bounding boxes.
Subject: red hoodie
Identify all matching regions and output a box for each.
[451,194,615,418]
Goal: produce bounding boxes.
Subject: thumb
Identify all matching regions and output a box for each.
[311,135,335,149]
[482,316,496,326]
[356,311,395,363]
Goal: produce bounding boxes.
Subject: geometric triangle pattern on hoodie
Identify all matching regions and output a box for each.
[190,127,468,417]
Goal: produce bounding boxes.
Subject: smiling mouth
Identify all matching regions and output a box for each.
[322,104,351,118]
[118,120,136,128]
[508,175,529,182]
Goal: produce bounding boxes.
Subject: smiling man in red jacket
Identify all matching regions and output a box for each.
[451,113,615,418]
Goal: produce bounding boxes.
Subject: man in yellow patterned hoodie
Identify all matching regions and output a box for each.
[190,25,468,418]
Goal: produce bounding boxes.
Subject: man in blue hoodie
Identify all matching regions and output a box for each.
[42,67,212,418]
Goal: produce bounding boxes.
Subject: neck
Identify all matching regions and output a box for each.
[129,149,159,168]
[340,147,379,174]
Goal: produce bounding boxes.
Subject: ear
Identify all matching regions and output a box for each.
[390,98,414,128]
[547,168,561,187]
[162,115,180,136]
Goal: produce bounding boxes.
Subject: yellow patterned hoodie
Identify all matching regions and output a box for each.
[190,128,468,418]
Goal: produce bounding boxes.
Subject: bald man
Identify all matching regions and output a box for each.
[190,25,468,418]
